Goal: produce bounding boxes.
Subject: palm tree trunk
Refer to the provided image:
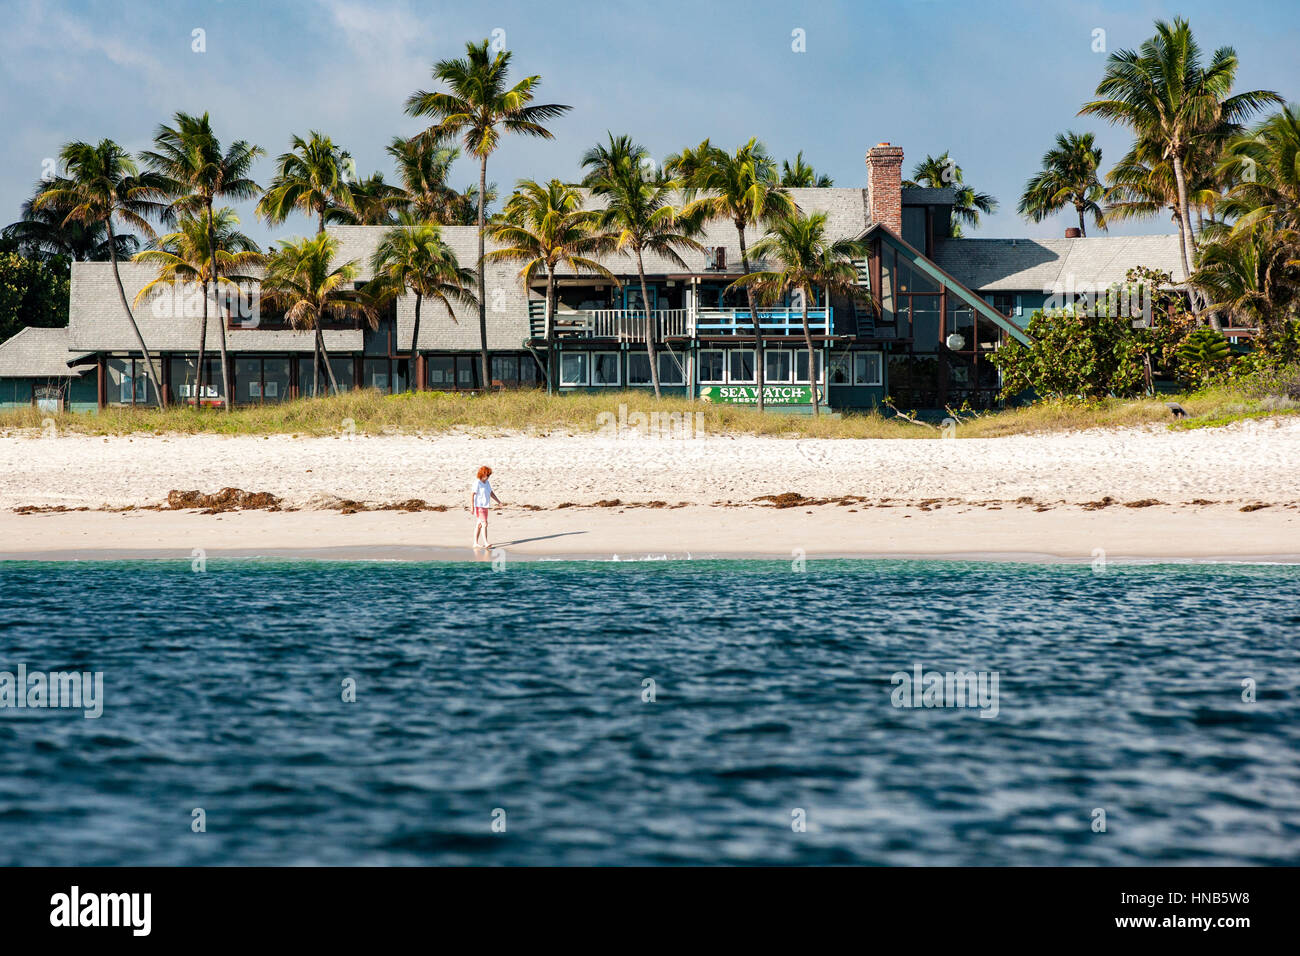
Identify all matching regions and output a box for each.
[801,284,818,418]
[1077,205,1087,238]
[477,154,490,390]
[317,326,340,393]
[106,220,163,408]
[208,204,232,413]
[311,337,321,397]
[218,297,232,413]
[544,268,556,393]
[1170,152,1218,326]
[737,223,764,412]
[636,251,660,399]
[194,280,209,409]
[411,291,423,391]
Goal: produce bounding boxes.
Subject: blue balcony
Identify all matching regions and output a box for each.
[693,308,831,336]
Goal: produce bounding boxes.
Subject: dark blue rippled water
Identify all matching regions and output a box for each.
[1,558,1298,866]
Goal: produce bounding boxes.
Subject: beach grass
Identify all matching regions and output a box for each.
[1,381,1296,439]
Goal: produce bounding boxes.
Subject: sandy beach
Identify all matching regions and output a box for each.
[1,417,1298,561]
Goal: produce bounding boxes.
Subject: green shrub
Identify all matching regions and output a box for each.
[989,307,1145,400]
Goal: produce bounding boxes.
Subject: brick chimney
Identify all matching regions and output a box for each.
[865,142,905,236]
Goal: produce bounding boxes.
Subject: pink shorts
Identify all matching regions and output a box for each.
[473,507,489,522]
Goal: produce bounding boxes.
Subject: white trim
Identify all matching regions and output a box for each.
[591,351,621,387]
[852,351,883,387]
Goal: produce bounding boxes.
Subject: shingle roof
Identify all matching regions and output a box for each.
[932,235,1188,292]
[0,327,89,378]
[68,260,363,353]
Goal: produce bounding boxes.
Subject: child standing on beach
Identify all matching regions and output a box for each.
[471,465,504,548]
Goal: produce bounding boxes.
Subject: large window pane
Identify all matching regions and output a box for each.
[560,352,588,386]
[658,351,685,386]
[455,356,478,388]
[427,355,455,387]
[794,350,823,384]
[363,358,391,392]
[491,355,519,383]
[853,352,882,386]
[298,356,326,397]
[628,353,651,386]
[728,349,755,383]
[764,350,792,383]
[592,351,620,386]
[698,350,724,383]
[263,357,290,402]
[828,354,850,385]
[235,357,261,403]
[328,357,354,392]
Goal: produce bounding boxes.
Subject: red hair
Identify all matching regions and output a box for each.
[477,466,492,481]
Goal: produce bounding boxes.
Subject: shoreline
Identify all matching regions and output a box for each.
[2,503,1297,563]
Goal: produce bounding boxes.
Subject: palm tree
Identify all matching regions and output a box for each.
[132,209,262,406]
[669,138,796,411]
[337,172,406,225]
[1191,222,1298,334]
[386,135,465,223]
[405,39,571,387]
[3,180,140,262]
[34,140,168,405]
[1217,104,1300,238]
[260,234,376,396]
[485,179,618,391]
[582,134,705,398]
[368,215,478,390]
[904,152,998,236]
[257,131,355,234]
[142,112,263,410]
[732,210,865,416]
[780,152,833,187]
[1018,132,1107,236]
[1080,17,1281,278]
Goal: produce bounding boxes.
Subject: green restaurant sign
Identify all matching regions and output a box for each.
[699,385,820,405]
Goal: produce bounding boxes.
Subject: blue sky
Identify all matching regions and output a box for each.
[2,0,1295,247]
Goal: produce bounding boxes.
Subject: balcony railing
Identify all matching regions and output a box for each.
[529,307,831,341]
[694,309,830,336]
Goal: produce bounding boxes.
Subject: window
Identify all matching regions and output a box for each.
[794,350,823,384]
[560,352,588,386]
[828,354,850,385]
[592,351,621,386]
[658,351,685,386]
[698,350,725,383]
[853,352,883,386]
[235,357,261,403]
[728,349,755,383]
[298,356,325,397]
[364,358,393,392]
[764,350,792,383]
[628,353,651,386]
[455,355,477,387]
[491,355,520,383]
[108,357,156,406]
[169,356,222,403]
[428,355,455,387]
[328,357,355,392]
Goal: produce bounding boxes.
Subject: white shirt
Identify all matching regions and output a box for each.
[472,479,492,508]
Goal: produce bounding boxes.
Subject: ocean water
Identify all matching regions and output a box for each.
[1,558,1298,866]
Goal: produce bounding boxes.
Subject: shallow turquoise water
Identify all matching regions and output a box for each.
[1,558,1298,865]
